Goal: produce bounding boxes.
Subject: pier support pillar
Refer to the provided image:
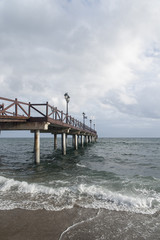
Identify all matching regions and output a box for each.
[81,135,84,148]
[54,134,57,150]
[72,135,75,147]
[34,130,40,164]
[62,133,66,155]
[66,135,68,147]
[85,135,88,144]
[74,134,78,150]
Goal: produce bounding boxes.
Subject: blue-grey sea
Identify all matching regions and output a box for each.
[0,137,160,239]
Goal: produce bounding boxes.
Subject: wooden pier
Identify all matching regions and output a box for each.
[0,97,98,163]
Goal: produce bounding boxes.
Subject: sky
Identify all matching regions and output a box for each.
[1,0,160,137]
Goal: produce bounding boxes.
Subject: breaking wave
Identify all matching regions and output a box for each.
[0,176,159,214]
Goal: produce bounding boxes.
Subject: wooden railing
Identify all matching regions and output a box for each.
[0,97,29,118]
[0,97,97,134]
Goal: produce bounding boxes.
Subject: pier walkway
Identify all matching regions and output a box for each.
[0,97,98,163]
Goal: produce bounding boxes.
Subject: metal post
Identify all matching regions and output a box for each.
[90,120,92,131]
[54,134,57,150]
[82,112,87,130]
[34,130,40,164]
[64,93,70,124]
[66,102,68,123]
[62,133,66,155]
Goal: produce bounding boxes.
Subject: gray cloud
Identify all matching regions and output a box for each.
[1,0,160,136]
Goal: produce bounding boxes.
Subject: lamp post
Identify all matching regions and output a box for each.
[82,112,87,129]
[64,92,70,123]
[93,123,95,131]
[90,119,92,130]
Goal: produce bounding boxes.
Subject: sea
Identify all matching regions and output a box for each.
[0,137,160,238]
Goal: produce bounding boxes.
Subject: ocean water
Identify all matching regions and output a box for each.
[0,137,160,215]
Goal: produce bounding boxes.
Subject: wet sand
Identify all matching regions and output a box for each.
[0,207,160,240]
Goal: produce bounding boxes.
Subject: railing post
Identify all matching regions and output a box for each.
[28,102,31,117]
[0,103,4,115]
[55,107,57,120]
[46,102,48,119]
[61,111,63,122]
[15,98,18,116]
[51,107,54,119]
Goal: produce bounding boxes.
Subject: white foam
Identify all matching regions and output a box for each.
[0,176,72,211]
[76,163,87,168]
[77,184,159,214]
[0,176,160,214]
[0,176,67,195]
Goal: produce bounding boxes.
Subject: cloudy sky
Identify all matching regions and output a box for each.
[1,0,160,137]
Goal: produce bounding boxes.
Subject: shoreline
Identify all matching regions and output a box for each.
[0,207,160,240]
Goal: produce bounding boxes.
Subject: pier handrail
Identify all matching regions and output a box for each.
[0,97,30,118]
[0,97,97,134]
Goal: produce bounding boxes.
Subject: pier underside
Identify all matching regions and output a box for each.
[0,119,97,164]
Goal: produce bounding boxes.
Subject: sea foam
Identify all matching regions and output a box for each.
[0,175,159,214]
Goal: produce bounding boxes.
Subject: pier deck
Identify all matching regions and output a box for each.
[0,97,98,163]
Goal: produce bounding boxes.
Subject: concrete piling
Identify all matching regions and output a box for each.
[54,134,57,150]
[74,134,78,150]
[62,132,66,155]
[72,135,75,147]
[34,130,40,164]
[81,135,84,147]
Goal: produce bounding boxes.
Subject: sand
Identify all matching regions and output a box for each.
[0,207,160,240]
[0,207,98,240]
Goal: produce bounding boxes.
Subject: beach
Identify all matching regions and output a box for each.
[1,206,160,240]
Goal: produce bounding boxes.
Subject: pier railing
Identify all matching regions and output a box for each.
[0,97,96,134]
